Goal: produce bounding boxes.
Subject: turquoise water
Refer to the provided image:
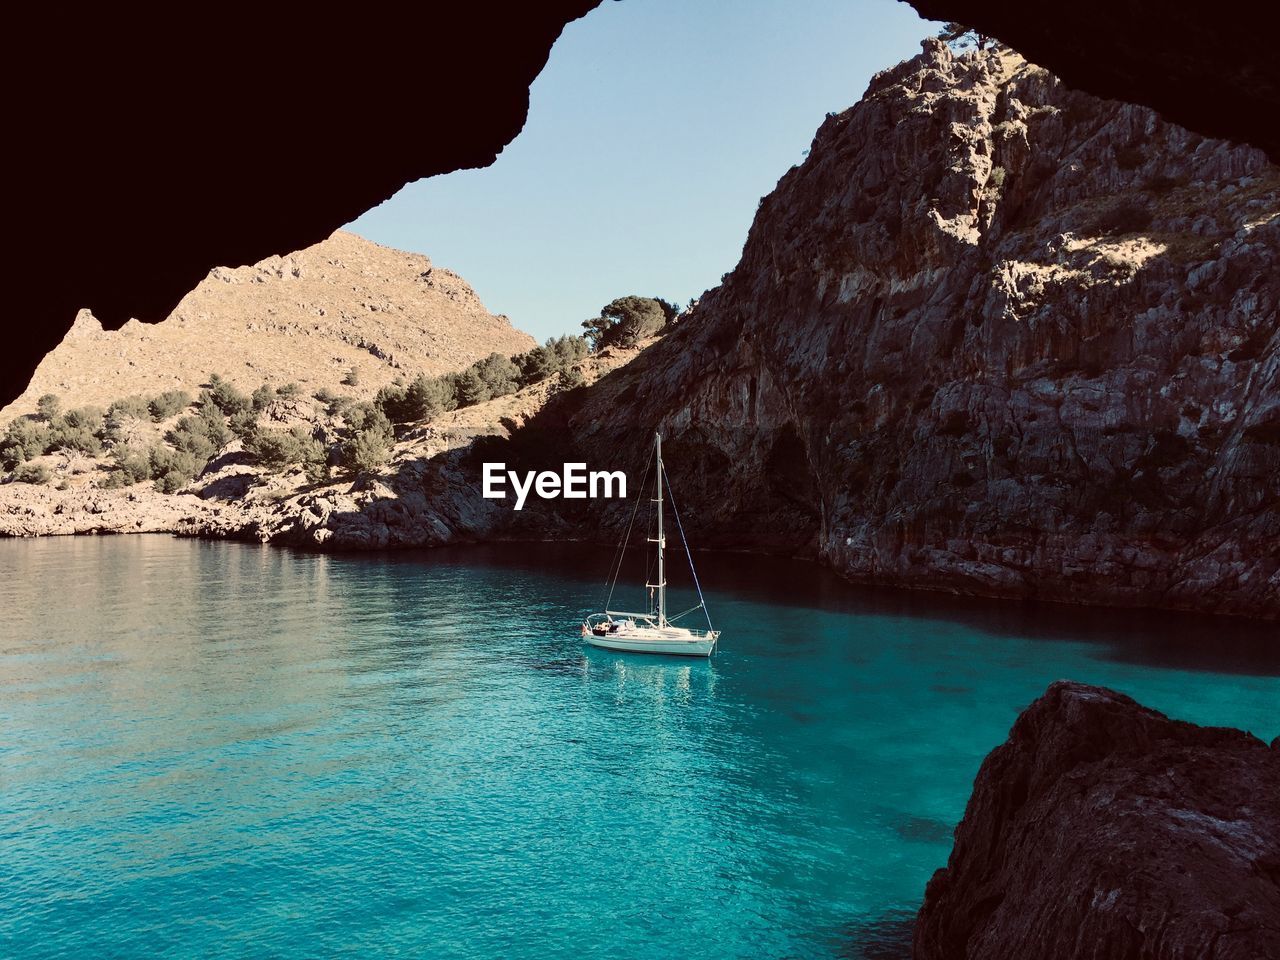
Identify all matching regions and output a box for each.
[1,537,1276,959]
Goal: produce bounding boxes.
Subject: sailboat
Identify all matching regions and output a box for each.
[582,432,721,657]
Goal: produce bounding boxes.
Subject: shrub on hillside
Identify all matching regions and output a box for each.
[228,409,260,442]
[207,376,251,415]
[276,382,303,399]
[251,384,275,412]
[165,403,229,464]
[36,394,62,422]
[371,333,594,427]
[513,336,589,387]
[375,382,411,423]
[409,374,453,420]
[549,335,589,368]
[581,297,669,351]
[11,462,52,484]
[327,395,356,418]
[148,446,198,493]
[62,406,105,431]
[245,426,326,475]
[456,369,490,407]
[149,390,192,421]
[1,418,52,467]
[340,404,393,473]
[46,421,102,456]
[475,353,520,398]
[108,395,151,421]
[515,345,556,385]
[377,373,455,424]
[108,445,155,485]
[103,407,148,446]
[346,430,390,474]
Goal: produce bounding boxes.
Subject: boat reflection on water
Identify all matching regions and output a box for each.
[581,646,719,707]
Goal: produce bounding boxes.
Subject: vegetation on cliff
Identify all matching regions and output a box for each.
[0,295,665,498]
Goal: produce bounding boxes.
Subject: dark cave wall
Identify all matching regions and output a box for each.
[4,3,601,402]
[6,2,1279,407]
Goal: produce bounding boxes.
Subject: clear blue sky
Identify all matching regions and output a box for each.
[347,0,936,342]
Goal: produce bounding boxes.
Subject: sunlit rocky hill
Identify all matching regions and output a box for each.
[0,230,534,420]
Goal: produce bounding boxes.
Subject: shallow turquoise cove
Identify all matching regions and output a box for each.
[1,537,1276,959]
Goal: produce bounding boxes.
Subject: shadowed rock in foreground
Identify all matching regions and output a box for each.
[914,681,1280,959]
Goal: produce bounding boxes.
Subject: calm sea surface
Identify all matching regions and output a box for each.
[1,536,1276,959]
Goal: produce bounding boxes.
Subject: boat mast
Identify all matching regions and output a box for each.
[647,431,667,626]
[657,432,666,626]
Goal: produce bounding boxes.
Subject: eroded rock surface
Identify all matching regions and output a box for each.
[6,42,1277,620]
[905,2,1280,164]
[913,681,1280,960]
[559,40,1280,617]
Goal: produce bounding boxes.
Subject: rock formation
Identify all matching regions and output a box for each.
[0,480,232,538]
[12,3,1278,412]
[913,681,1280,959]
[905,2,1280,165]
[5,42,1277,621]
[0,231,534,420]
[552,40,1279,618]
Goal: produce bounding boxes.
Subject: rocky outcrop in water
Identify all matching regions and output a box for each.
[912,681,1280,959]
[554,40,1279,618]
[0,482,229,538]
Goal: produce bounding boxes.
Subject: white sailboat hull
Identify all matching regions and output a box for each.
[584,625,718,657]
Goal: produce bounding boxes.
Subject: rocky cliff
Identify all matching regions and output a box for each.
[551,40,1279,618]
[904,2,1280,165]
[913,681,1280,959]
[0,231,534,420]
[5,41,1277,621]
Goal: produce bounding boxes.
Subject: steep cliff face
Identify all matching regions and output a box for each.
[912,681,1280,959]
[562,40,1280,618]
[905,2,1280,165]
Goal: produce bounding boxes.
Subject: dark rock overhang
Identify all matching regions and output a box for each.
[905,1,1280,164]
[5,2,1277,408]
